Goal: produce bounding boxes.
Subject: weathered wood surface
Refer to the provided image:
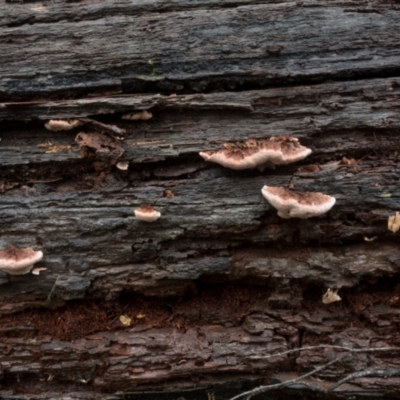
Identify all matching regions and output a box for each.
[1,78,400,306]
[1,0,400,99]
[1,0,400,399]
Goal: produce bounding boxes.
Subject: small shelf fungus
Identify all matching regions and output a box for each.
[199,136,311,170]
[261,186,336,219]
[116,161,129,171]
[322,288,341,304]
[44,119,83,131]
[0,245,43,275]
[134,204,161,222]
[122,111,153,121]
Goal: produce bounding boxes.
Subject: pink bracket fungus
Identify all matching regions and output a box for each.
[116,161,129,171]
[44,119,83,131]
[199,136,311,171]
[0,245,43,275]
[261,186,336,219]
[322,288,341,304]
[134,204,161,222]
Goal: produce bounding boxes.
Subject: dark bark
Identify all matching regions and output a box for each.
[1,0,400,100]
[1,0,400,399]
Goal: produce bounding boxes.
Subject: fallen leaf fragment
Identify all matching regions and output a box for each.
[119,315,132,326]
[341,157,356,165]
[388,212,400,233]
[322,288,341,304]
[164,189,175,198]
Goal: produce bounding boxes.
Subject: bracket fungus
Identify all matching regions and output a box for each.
[322,288,342,304]
[0,245,43,275]
[44,119,83,131]
[199,136,311,170]
[116,161,129,171]
[134,204,161,222]
[261,186,336,219]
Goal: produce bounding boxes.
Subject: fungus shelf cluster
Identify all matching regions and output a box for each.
[200,135,336,219]
[200,135,339,304]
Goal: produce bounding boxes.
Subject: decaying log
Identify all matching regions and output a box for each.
[2,0,400,99]
[1,0,400,399]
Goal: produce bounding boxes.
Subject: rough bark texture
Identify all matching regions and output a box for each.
[1,0,400,399]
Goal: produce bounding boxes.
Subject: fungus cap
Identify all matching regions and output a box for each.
[116,161,129,171]
[0,246,43,275]
[261,186,336,219]
[134,204,161,222]
[322,288,341,304]
[199,136,311,170]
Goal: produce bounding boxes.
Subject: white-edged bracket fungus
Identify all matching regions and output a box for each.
[199,136,311,171]
[116,161,129,171]
[122,111,153,121]
[322,288,341,304]
[44,119,83,131]
[134,204,161,222]
[0,245,43,275]
[261,186,336,219]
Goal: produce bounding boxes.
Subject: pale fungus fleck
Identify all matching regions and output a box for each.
[134,204,161,222]
[122,111,153,121]
[261,186,336,219]
[0,245,43,275]
[322,288,341,304]
[44,119,83,131]
[199,136,311,170]
[32,267,47,275]
[388,212,400,233]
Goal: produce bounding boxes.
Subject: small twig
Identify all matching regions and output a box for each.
[250,344,400,360]
[229,352,350,400]
[78,117,126,138]
[231,345,400,400]
[328,368,400,391]
[27,178,64,184]
[46,275,60,303]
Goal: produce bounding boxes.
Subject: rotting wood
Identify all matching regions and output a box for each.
[1,78,400,166]
[2,1,400,100]
[2,281,400,397]
[1,0,400,398]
